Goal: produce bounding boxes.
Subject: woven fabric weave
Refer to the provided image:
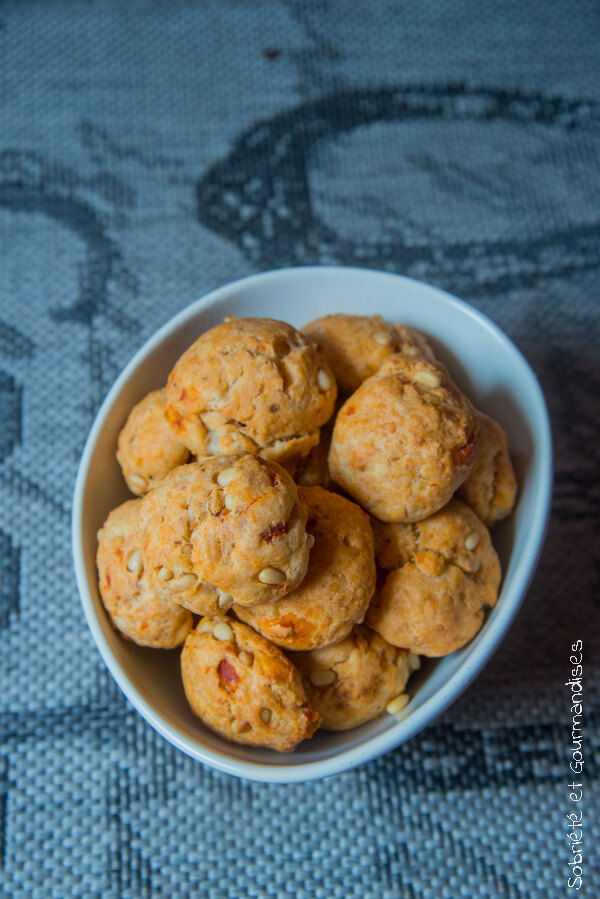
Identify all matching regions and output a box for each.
[0,2,598,896]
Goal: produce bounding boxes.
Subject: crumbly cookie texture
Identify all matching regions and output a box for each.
[302,313,435,395]
[140,453,312,611]
[116,387,190,496]
[165,317,337,464]
[457,410,517,526]
[367,499,501,656]
[293,625,411,731]
[96,499,193,648]
[181,616,321,752]
[328,354,479,522]
[234,486,376,650]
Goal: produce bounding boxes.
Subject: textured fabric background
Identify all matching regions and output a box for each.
[0,2,598,897]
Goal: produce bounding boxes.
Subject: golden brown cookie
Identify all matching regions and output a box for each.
[329,354,479,522]
[457,411,517,526]
[165,317,337,464]
[302,313,435,394]
[137,465,222,616]
[234,486,376,650]
[96,499,193,648]
[117,388,190,495]
[293,625,411,730]
[367,499,501,656]
[181,616,321,752]
[140,454,312,612]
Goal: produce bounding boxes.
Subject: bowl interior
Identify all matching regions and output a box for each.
[73,266,552,782]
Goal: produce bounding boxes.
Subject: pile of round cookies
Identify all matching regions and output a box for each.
[97,313,517,753]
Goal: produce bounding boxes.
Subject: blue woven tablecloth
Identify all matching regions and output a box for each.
[1,2,598,896]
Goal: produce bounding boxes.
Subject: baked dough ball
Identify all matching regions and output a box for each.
[181,616,321,752]
[96,499,193,648]
[234,486,375,650]
[140,454,312,612]
[457,411,517,526]
[293,626,410,730]
[138,464,222,616]
[117,388,190,495]
[329,354,479,522]
[367,499,501,656]
[302,313,435,395]
[165,317,337,464]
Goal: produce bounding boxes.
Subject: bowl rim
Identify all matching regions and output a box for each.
[72,265,553,783]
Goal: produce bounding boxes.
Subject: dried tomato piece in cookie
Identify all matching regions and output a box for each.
[140,454,312,611]
[181,616,321,752]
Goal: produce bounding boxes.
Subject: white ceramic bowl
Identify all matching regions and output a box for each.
[72,266,552,783]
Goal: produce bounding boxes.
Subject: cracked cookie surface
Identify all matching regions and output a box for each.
[96,499,193,647]
[181,616,321,751]
[140,453,312,611]
[329,354,479,522]
[165,317,337,464]
[293,625,410,730]
[367,498,500,656]
[234,486,376,650]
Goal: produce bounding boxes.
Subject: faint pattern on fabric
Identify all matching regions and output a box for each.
[197,84,600,294]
